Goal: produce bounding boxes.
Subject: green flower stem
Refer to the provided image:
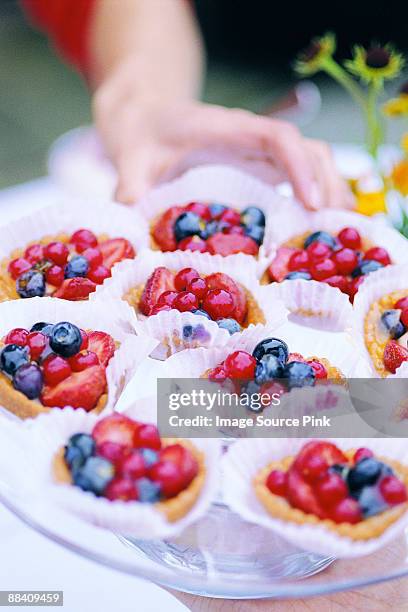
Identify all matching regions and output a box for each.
[321,57,367,109]
[366,82,384,158]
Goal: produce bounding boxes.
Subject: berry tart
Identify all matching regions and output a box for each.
[0,321,117,418]
[131,266,265,331]
[53,413,206,523]
[0,228,135,302]
[267,226,392,303]
[254,441,408,541]
[204,337,344,406]
[151,202,266,257]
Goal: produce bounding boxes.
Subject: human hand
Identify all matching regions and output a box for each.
[93,93,353,210]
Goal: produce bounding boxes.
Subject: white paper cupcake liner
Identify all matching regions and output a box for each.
[92,249,288,357]
[0,408,221,538]
[264,279,354,331]
[0,297,158,416]
[352,265,408,377]
[222,437,408,558]
[135,164,294,275]
[0,199,148,275]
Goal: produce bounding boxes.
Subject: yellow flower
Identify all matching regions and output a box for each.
[294,33,336,76]
[355,190,387,215]
[345,45,404,87]
[392,159,408,196]
[402,133,408,156]
[383,82,408,117]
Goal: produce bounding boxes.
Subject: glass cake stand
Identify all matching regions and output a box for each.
[1,482,408,600]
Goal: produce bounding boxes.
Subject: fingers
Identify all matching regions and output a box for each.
[114,146,168,204]
[305,140,355,209]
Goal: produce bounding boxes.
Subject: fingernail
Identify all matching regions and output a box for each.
[309,183,322,210]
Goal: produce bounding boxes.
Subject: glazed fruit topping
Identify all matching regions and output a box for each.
[207,337,333,405]
[9,230,135,301]
[265,441,407,524]
[152,203,265,256]
[139,267,247,333]
[0,322,116,409]
[267,226,391,302]
[64,414,198,503]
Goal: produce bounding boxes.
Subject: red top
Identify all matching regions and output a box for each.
[21,0,97,73]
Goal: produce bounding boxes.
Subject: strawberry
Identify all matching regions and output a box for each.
[152,206,184,251]
[53,278,97,300]
[160,443,198,487]
[99,238,135,270]
[383,340,408,374]
[268,247,297,282]
[139,267,175,315]
[286,468,327,519]
[293,441,346,476]
[87,331,116,366]
[41,364,107,411]
[205,272,247,323]
[206,233,259,257]
[92,413,140,447]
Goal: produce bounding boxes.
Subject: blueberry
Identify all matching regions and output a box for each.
[182,325,193,339]
[217,318,242,335]
[347,457,382,492]
[64,256,89,279]
[12,363,43,399]
[0,344,29,376]
[73,456,115,496]
[351,260,384,278]
[64,445,85,474]
[255,354,284,384]
[139,448,159,467]
[192,309,212,320]
[16,270,45,298]
[380,309,406,339]
[284,271,312,281]
[252,338,289,366]
[135,477,161,502]
[200,220,227,240]
[50,322,82,357]
[244,225,264,246]
[191,324,210,342]
[241,206,265,228]
[30,322,54,336]
[282,361,315,390]
[209,203,227,219]
[355,485,388,518]
[68,433,95,459]
[174,212,205,242]
[304,231,337,249]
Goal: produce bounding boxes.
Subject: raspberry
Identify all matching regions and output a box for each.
[337,227,361,250]
[224,350,256,379]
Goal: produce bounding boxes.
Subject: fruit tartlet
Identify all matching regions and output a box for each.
[352,265,408,377]
[223,438,408,557]
[267,226,392,303]
[94,251,284,358]
[0,228,136,302]
[0,321,117,418]
[255,441,408,540]
[150,201,266,257]
[53,413,205,523]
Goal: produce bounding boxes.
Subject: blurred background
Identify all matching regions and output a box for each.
[0,0,407,190]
